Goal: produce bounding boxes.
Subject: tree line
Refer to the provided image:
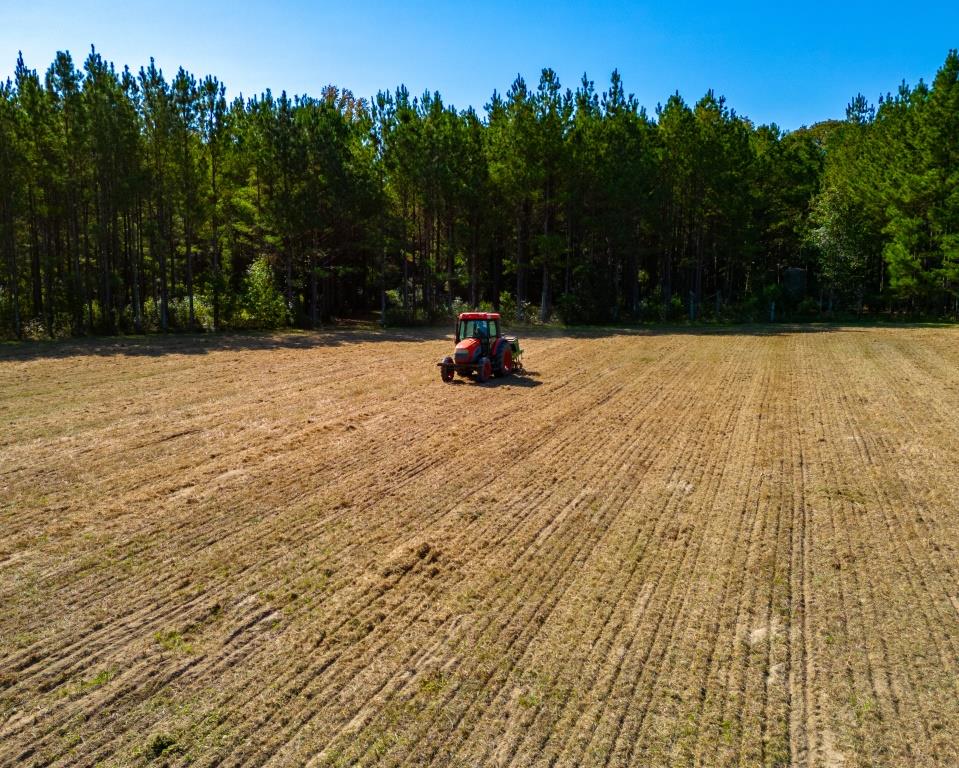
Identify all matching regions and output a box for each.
[1,48,957,338]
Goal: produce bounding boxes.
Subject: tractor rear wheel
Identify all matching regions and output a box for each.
[477,357,492,383]
[495,345,513,377]
[440,356,455,383]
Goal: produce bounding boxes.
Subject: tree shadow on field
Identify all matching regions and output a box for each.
[533,323,845,340]
[533,321,956,341]
[0,325,452,363]
[3,320,951,364]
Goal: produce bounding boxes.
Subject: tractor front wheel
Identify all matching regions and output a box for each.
[477,357,492,383]
[495,345,513,377]
[440,356,455,383]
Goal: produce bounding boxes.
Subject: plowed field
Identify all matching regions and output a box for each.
[1,325,958,767]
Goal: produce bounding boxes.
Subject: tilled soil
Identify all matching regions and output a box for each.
[1,325,957,767]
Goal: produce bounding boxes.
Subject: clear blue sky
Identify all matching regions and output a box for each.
[3,0,957,130]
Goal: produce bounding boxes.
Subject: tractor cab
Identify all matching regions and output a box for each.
[455,314,500,357]
[439,312,522,384]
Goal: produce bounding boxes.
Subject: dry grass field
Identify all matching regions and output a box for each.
[1,325,958,768]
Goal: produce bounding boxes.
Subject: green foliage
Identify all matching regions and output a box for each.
[797,296,821,318]
[497,292,516,324]
[449,297,472,318]
[1,47,957,338]
[153,629,193,654]
[808,50,959,316]
[243,257,288,329]
[67,668,115,696]
[146,732,179,760]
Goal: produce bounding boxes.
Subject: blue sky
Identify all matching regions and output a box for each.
[3,1,957,130]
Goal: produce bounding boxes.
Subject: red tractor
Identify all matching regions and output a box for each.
[438,312,523,384]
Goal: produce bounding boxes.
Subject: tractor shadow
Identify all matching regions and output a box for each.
[450,371,542,388]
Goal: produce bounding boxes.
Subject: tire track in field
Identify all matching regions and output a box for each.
[804,332,958,765]
[462,338,760,768]
[286,348,696,768]
[685,339,789,768]
[0,340,472,752]
[402,344,740,764]
[274,346,684,760]
[514,339,768,768]
[3,336,652,760]
[801,334,887,767]
[786,334,814,768]
[232,347,654,752]
[436,342,755,768]
[610,346,778,768]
